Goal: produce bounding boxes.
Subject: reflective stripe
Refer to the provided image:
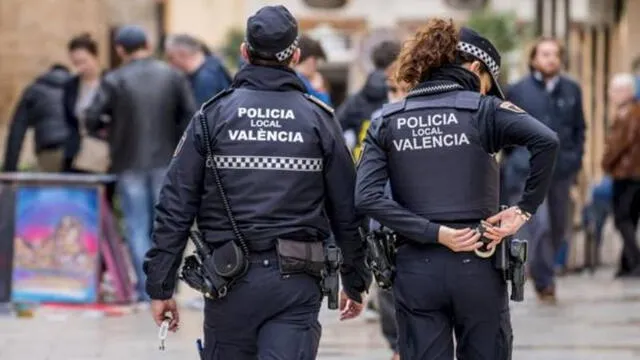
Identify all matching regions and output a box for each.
[214,155,323,172]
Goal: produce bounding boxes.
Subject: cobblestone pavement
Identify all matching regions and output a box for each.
[1,269,639,360]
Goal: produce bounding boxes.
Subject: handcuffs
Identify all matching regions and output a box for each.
[474,207,531,259]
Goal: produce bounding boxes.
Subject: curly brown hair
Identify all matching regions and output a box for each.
[394,18,459,89]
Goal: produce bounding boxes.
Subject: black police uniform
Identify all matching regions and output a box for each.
[143,5,369,360]
[355,28,560,360]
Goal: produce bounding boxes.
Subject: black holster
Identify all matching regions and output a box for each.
[275,238,342,310]
[180,231,248,300]
[494,236,528,302]
[361,227,396,290]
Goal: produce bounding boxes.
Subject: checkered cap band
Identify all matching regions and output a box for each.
[456,42,500,78]
[275,37,299,61]
[212,155,322,172]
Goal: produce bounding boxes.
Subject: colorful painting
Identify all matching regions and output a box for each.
[11,187,100,303]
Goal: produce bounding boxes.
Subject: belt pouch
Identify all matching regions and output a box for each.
[276,239,325,277]
[203,241,248,278]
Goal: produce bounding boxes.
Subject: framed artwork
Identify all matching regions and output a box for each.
[11,186,100,303]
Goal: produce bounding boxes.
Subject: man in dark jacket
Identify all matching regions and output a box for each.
[165,34,232,107]
[336,41,401,159]
[502,37,586,303]
[85,25,196,302]
[3,64,71,172]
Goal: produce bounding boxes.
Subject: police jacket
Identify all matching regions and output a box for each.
[3,66,71,171]
[355,66,560,244]
[85,57,196,174]
[144,64,370,300]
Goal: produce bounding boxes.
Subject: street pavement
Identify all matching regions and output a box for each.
[1,269,639,360]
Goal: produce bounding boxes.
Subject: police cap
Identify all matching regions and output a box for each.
[245,5,299,62]
[457,27,505,99]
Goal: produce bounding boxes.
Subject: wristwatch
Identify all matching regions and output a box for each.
[515,207,532,221]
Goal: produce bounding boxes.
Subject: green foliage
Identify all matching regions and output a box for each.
[222,28,245,71]
[465,9,521,54]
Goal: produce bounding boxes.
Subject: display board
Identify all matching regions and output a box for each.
[11,187,100,303]
[0,173,135,304]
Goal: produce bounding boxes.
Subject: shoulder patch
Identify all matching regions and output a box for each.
[200,88,235,113]
[304,93,334,115]
[499,101,526,113]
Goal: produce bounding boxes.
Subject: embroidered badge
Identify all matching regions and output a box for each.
[499,101,526,113]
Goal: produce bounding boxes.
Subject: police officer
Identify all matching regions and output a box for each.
[143,5,370,359]
[355,19,560,359]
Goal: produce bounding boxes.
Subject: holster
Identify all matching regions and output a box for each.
[275,238,342,310]
[180,233,249,300]
[493,236,528,302]
[361,227,396,290]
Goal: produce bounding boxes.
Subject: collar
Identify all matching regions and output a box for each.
[406,80,463,98]
[533,71,560,92]
[231,64,307,92]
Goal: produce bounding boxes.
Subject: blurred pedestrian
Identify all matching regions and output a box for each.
[63,33,109,173]
[337,40,401,157]
[602,73,640,278]
[165,34,232,107]
[295,35,331,105]
[502,37,586,303]
[85,25,196,303]
[3,64,71,172]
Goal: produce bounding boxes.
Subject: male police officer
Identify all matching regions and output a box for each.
[143,5,370,359]
[355,21,559,359]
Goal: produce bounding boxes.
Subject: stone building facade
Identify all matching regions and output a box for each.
[0,0,158,166]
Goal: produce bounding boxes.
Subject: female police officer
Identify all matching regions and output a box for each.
[355,19,559,360]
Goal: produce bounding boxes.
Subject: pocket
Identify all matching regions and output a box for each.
[276,239,324,277]
[458,256,484,276]
[296,313,322,360]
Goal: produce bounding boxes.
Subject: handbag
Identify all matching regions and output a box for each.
[72,134,110,173]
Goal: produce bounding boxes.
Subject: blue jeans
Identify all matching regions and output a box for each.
[117,168,167,301]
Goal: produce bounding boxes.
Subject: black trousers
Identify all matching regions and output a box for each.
[393,244,512,360]
[202,251,322,360]
[612,179,640,274]
[378,288,399,353]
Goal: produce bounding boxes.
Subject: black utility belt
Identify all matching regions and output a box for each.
[180,235,342,309]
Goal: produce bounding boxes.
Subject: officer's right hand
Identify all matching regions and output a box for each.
[151,299,180,332]
[339,290,365,321]
[437,227,483,252]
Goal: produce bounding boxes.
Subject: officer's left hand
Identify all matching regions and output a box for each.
[339,290,364,321]
[478,220,506,251]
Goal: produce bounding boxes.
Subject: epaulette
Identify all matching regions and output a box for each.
[200,88,235,114]
[381,99,406,117]
[304,93,334,116]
